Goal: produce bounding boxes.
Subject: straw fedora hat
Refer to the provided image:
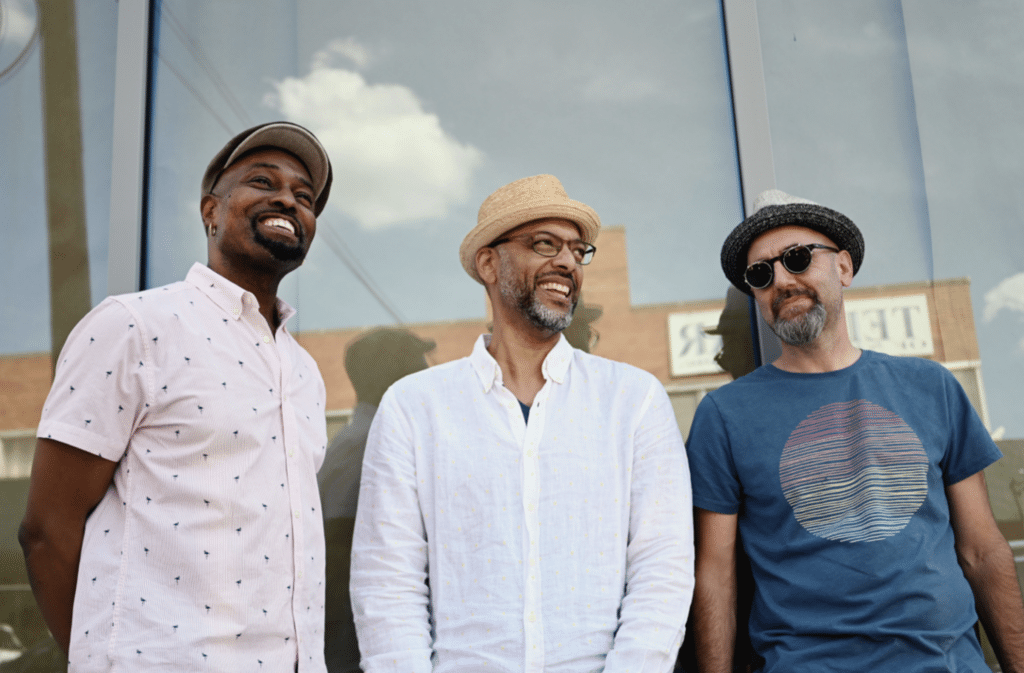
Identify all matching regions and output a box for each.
[460,174,601,284]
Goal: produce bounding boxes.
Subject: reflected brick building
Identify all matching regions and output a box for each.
[1,225,1020,653]
[0,225,999,470]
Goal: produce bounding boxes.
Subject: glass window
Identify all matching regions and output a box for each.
[0,0,119,662]
[144,1,742,668]
[758,2,1024,667]
[1,0,49,357]
[144,1,745,465]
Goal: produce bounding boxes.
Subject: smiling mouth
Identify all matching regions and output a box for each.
[538,280,572,297]
[260,217,296,236]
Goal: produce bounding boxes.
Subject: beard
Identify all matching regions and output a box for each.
[769,289,827,346]
[498,253,576,333]
[251,214,306,262]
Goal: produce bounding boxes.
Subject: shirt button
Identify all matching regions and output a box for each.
[262,335,270,343]
[231,307,240,316]
[294,510,300,519]
[528,611,537,623]
[527,503,536,513]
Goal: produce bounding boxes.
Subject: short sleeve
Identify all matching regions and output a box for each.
[685,393,742,514]
[37,298,151,461]
[938,367,1002,485]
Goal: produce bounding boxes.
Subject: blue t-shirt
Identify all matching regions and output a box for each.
[687,350,1002,672]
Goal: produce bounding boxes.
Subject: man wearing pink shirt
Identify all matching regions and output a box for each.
[20,121,333,672]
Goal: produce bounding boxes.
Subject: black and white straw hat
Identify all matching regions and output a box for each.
[721,189,864,295]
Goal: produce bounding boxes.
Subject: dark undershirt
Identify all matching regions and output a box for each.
[519,400,530,423]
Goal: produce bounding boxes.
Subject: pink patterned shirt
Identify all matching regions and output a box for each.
[38,263,328,672]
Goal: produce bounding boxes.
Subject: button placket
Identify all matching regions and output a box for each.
[522,383,549,673]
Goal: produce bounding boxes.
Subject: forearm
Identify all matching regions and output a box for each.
[947,472,1024,672]
[350,403,434,672]
[691,507,739,673]
[18,522,83,655]
[603,386,694,673]
[603,549,693,673]
[349,542,433,673]
[19,438,119,657]
[692,563,737,673]
[961,541,1024,672]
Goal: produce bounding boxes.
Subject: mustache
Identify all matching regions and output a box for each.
[771,288,818,314]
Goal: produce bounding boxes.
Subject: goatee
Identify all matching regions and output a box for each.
[251,215,306,262]
[770,289,827,346]
[498,254,576,333]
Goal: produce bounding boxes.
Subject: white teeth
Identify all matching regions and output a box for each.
[263,218,295,235]
[539,282,570,296]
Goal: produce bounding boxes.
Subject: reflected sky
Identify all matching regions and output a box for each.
[1,0,1021,437]
[144,0,742,329]
[0,0,116,354]
[758,0,1024,439]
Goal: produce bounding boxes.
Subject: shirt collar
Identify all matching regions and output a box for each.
[185,262,297,328]
[469,333,574,393]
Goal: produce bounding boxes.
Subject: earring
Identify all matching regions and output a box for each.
[209,225,217,237]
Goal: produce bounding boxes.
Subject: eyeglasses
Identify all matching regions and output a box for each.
[744,243,840,289]
[490,232,597,265]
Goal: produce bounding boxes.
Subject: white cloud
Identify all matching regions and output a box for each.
[264,41,483,230]
[983,272,1024,322]
[2,0,37,44]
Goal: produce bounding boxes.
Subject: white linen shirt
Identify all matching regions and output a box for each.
[351,335,694,673]
[37,263,328,673]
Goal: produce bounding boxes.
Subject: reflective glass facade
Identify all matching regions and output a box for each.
[2,1,1022,670]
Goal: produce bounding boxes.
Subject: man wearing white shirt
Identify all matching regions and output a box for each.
[19,121,333,672]
[350,174,694,673]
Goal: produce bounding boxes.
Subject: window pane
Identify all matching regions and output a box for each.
[758,1,1024,667]
[0,0,119,662]
[144,1,742,668]
[145,1,743,315]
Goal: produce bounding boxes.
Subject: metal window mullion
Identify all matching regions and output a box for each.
[722,0,781,365]
[107,0,152,295]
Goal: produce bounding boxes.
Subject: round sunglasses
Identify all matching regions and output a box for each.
[744,243,840,289]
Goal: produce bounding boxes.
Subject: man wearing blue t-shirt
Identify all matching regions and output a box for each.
[688,189,1024,672]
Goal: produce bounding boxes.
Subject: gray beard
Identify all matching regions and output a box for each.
[770,296,827,346]
[498,254,575,333]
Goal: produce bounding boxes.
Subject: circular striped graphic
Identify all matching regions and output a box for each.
[779,400,928,543]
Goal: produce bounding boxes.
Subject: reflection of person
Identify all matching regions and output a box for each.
[688,189,1024,672]
[704,286,756,381]
[19,122,334,671]
[350,174,694,672]
[319,328,435,673]
[561,296,602,352]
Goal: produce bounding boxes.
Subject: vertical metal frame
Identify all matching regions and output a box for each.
[722,0,782,365]
[722,0,775,214]
[107,0,151,295]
